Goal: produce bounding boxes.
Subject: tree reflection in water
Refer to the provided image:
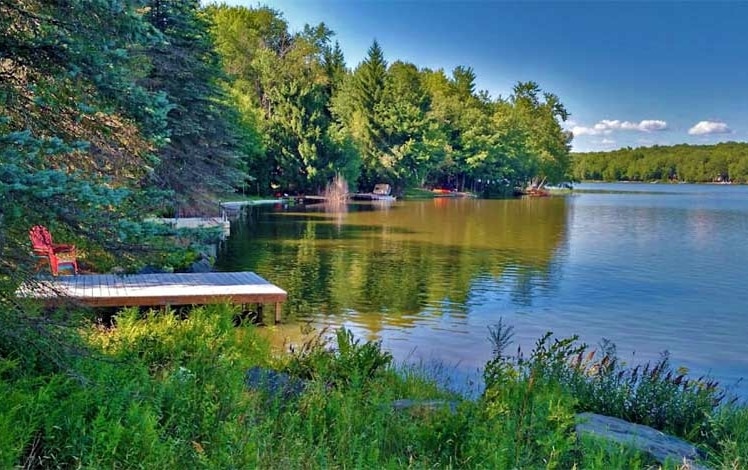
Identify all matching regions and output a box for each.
[218,198,570,334]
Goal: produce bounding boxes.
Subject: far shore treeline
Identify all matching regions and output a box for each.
[572,142,748,183]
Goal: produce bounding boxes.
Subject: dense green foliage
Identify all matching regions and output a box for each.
[142,0,246,210]
[573,142,748,183]
[0,0,244,284]
[486,321,729,442]
[1,307,745,467]
[208,5,572,195]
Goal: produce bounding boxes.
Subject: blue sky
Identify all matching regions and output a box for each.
[218,1,748,152]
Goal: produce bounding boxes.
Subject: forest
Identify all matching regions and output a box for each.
[1,0,573,213]
[572,142,748,183]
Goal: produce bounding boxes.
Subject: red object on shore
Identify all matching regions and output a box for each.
[29,225,78,275]
[525,188,550,197]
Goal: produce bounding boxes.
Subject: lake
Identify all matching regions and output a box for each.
[216,183,748,398]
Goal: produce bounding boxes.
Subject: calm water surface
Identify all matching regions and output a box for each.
[217,183,748,398]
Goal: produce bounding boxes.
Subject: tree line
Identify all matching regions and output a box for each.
[207,4,572,195]
[572,142,748,183]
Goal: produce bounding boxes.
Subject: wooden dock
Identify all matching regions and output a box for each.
[17,272,287,323]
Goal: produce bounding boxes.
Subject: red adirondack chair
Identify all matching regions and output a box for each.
[29,225,78,275]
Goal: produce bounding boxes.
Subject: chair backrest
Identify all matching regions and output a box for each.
[29,225,53,254]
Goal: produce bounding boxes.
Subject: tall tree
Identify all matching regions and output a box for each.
[209,5,359,193]
[0,0,182,379]
[510,81,572,184]
[378,61,443,187]
[0,0,172,268]
[349,40,389,187]
[323,41,347,95]
[143,0,244,211]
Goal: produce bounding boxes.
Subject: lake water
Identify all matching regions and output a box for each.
[216,183,748,398]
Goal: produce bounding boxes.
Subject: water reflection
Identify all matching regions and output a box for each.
[218,199,570,330]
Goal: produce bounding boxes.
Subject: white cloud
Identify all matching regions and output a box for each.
[572,119,668,136]
[634,120,668,131]
[600,138,616,145]
[688,120,732,136]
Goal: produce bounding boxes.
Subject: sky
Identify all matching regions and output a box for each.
[216,1,748,152]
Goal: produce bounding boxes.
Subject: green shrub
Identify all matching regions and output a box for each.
[484,319,738,464]
[280,326,393,387]
[708,404,748,467]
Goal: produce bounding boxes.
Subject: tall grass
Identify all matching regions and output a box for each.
[0,307,745,467]
[484,320,745,467]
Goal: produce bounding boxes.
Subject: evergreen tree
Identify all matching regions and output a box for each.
[142,0,244,211]
[323,41,347,94]
[348,40,390,187]
[209,5,360,194]
[378,61,440,187]
[0,0,172,278]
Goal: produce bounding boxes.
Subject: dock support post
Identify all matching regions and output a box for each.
[256,304,264,324]
[275,303,281,324]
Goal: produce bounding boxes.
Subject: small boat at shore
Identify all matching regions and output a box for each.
[352,183,396,201]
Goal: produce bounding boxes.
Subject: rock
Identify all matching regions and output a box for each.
[189,258,212,273]
[245,367,306,400]
[575,413,709,469]
[391,399,459,414]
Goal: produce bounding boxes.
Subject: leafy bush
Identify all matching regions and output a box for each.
[484,319,735,455]
[280,327,393,387]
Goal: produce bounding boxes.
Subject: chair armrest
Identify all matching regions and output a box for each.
[52,243,76,254]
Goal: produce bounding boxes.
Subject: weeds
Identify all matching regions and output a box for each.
[280,326,393,387]
[0,307,745,468]
[483,319,744,467]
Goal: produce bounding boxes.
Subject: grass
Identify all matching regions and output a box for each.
[0,306,745,468]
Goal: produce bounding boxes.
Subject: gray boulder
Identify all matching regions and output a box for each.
[189,258,212,273]
[575,413,709,469]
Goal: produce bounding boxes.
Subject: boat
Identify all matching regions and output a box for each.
[352,183,396,201]
[546,182,574,195]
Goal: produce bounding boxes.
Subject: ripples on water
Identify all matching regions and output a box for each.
[217,183,748,399]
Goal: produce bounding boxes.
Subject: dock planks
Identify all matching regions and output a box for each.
[17,272,287,322]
